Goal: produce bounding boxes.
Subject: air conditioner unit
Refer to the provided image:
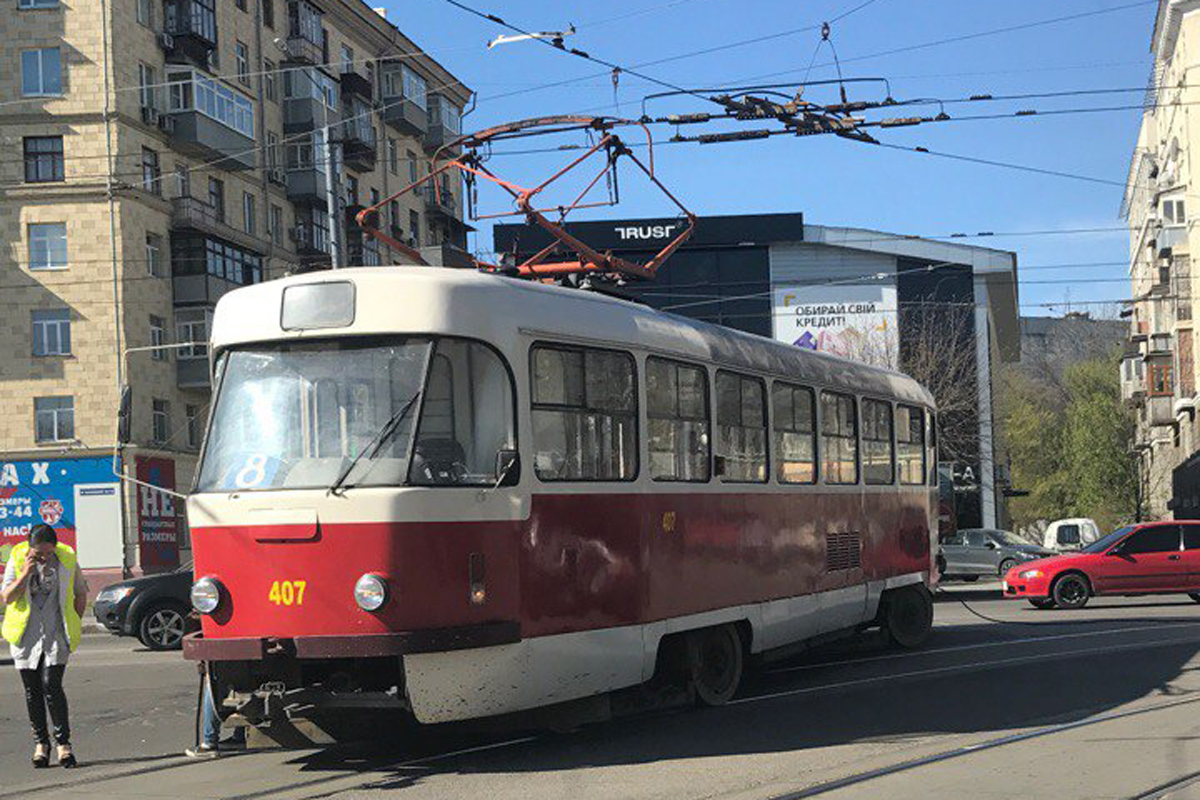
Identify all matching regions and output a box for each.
[267,168,286,185]
[141,106,160,125]
[158,115,176,134]
[159,32,175,51]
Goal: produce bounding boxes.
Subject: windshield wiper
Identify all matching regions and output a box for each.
[328,391,421,496]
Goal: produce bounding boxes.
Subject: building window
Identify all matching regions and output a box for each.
[145,232,164,277]
[772,382,816,484]
[34,397,74,443]
[137,0,153,26]
[1164,197,1187,226]
[187,405,202,448]
[261,0,274,28]
[821,391,859,485]
[175,162,190,198]
[208,177,225,221]
[150,315,168,360]
[31,309,71,357]
[409,210,420,246]
[139,63,158,110]
[269,203,283,245]
[28,223,67,270]
[1150,363,1174,396]
[142,147,161,195]
[236,41,250,85]
[235,0,246,10]
[346,175,359,206]
[243,191,256,234]
[530,344,638,481]
[24,136,64,183]
[340,44,354,74]
[289,0,322,44]
[400,66,427,109]
[861,398,894,485]
[264,59,277,101]
[166,69,255,138]
[152,399,170,443]
[370,187,380,207]
[714,371,767,483]
[22,48,61,96]
[170,235,263,285]
[646,357,710,482]
[19,0,59,8]
[176,307,210,358]
[896,405,926,486]
[389,200,401,234]
[407,149,418,182]
[387,137,398,175]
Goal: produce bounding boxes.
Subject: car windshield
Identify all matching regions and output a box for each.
[1081,526,1134,554]
[988,530,1026,547]
[196,337,516,492]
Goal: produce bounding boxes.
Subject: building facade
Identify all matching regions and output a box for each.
[0,0,471,582]
[493,213,1021,530]
[1121,0,1200,520]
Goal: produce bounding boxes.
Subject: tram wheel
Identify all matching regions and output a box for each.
[883,584,934,649]
[687,624,744,707]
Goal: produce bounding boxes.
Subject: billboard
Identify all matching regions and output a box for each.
[0,457,122,569]
[135,456,181,570]
[773,285,899,366]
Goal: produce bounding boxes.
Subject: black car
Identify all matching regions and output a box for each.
[93,565,197,650]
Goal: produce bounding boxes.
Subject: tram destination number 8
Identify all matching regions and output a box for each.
[268,580,307,606]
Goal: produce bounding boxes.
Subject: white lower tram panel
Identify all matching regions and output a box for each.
[403,573,926,723]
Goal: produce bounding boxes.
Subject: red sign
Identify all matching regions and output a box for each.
[135,456,180,570]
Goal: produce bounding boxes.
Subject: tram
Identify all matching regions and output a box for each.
[178,267,938,739]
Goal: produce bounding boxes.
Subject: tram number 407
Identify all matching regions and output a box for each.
[268,580,307,606]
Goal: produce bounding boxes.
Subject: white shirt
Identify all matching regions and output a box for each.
[2,557,72,670]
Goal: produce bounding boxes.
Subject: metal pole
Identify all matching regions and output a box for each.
[320,97,343,269]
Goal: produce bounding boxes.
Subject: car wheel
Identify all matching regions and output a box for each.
[884,584,934,649]
[1051,573,1091,610]
[688,624,744,706]
[138,603,188,651]
[1028,598,1056,610]
[998,558,1017,578]
[1189,593,1200,604]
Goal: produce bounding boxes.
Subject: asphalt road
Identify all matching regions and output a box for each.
[3,583,1200,800]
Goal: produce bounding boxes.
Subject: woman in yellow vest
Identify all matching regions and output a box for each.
[1,524,87,768]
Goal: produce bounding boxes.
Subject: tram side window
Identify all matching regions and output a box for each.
[772,382,816,484]
[530,344,637,481]
[896,405,926,485]
[821,391,858,485]
[410,339,516,486]
[715,371,767,483]
[646,357,710,482]
[861,398,894,485]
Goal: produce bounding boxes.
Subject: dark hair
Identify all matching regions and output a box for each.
[29,524,57,547]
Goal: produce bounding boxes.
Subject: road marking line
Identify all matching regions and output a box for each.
[738,634,1200,705]
[767,621,1200,674]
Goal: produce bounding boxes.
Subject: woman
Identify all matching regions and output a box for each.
[1,524,87,768]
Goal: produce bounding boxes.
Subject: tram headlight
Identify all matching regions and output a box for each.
[191,577,223,614]
[354,574,388,612]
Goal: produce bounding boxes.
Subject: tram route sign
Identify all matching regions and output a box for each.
[773,285,899,367]
[135,456,181,570]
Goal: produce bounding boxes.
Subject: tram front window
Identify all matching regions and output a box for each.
[196,337,515,492]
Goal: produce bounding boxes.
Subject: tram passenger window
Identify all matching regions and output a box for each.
[820,391,858,485]
[410,339,516,486]
[530,344,637,481]
[861,398,894,485]
[896,405,926,485]
[715,371,767,483]
[772,382,816,484]
[647,357,710,482]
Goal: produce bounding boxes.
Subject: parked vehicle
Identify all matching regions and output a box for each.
[938,528,1057,580]
[1004,521,1200,609]
[93,565,197,650]
[1042,518,1102,551]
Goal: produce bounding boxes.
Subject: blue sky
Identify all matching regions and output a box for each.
[382,0,1155,317]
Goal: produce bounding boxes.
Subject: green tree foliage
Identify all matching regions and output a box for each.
[1001,354,1139,532]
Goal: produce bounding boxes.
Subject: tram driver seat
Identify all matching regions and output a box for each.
[411,438,469,485]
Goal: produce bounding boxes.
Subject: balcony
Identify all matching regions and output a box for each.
[1147,394,1175,427]
[280,35,322,65]
[161,0,217,69]
[381,96,427,137]
[172,273,243,308]
[419,242,474,268]
[1144,332,1174,357]
[176,358,210,390]
[283,95,330,133]
[341,122,377,172]
[424,94,461,155]
[285,167,327,206]
[1121,352,1145,404]
[340,69,373,102]
[171,197,263,252]
[424,185,457,219]
[1158,225,1188,256]
[167,112,255,172]
[290,221,331,260]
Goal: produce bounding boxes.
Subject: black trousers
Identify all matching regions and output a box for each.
[18,657,70,746]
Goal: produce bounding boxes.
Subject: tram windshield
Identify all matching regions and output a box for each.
[195,337,515,492]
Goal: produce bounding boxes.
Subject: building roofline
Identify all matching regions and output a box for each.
[802,224,1017,273]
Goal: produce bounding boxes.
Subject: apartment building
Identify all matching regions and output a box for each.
[1121,0,1200,519]
[0,0,471,582]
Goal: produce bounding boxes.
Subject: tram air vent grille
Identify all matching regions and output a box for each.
[826,531,861,572]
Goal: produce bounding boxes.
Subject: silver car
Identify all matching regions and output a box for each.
[938,528,1058,581]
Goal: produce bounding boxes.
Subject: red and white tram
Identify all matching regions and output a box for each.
[180,267,938,738]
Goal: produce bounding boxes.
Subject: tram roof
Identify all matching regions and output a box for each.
[211,267,935,408]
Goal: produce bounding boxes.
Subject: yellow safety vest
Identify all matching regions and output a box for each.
[1,542,82,652]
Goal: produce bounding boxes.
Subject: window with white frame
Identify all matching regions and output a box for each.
[176,308,210,358]
[236,41,250,85]
[145,232,164,277]
[139,63,158,109]
[269,203,283,245]
[167,69,255,138]
[137,0,153,26]
[28,223,67,270]
[1164,196,1187,226]
[340,44,354,73]
[400,66,427,109]
[243,191,256,235]
[150,314,167,360]
[387,137,398,174]
[152,398,170,443]
[142,147,161,195]
[34,397,74,443]
[22,48,61,96]
[264,60,277,101]
[19,0,59,8]
[31,309,70,357]
[186,404,202,449]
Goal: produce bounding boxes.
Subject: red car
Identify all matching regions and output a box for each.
[1003,521,1200,609]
